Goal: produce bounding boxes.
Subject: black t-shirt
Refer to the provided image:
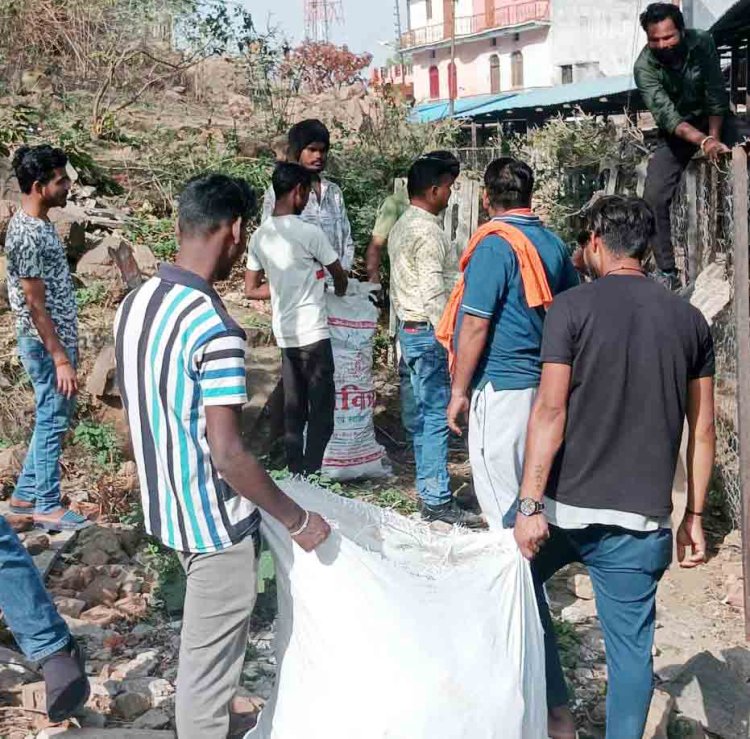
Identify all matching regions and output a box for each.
[541,275,715,518]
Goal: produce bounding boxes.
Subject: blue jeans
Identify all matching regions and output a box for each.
[0,515,70,661]
[398,355,419,443]
[398,324,451,506]
[532,525,673,738]
[14,337,77,514]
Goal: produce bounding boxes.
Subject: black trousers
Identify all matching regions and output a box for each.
[643,115,750,273]
[281,338,335,475]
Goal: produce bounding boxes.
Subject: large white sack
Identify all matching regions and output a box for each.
[248,479,547,739]
[322,281,390,480]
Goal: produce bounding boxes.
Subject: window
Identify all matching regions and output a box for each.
[561,64,573,85]
[448,62,457,99]
[429,65,440,99]
[511,50,524,89]
[490,54,501,94]
[426,0,433,21]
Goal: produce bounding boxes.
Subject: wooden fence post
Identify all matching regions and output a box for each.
[732,146,750,641]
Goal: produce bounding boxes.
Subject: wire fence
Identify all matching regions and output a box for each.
[671,157,742,525]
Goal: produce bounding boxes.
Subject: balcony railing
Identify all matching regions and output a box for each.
[401,1,550,49]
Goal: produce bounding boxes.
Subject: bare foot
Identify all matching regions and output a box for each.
[548,705,576,739]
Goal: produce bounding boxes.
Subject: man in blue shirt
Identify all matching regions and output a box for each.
[447,158,578,529]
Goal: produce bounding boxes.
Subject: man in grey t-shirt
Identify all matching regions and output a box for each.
[514,196,715,738]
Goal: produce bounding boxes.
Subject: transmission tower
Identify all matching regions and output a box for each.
[304,0,344,43]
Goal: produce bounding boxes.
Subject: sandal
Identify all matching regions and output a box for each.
[8,498,34,516]
[34,509,93,532]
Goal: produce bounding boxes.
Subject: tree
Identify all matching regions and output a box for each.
[284,42,372,94]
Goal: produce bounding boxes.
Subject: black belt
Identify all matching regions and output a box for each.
[401,320,430,329]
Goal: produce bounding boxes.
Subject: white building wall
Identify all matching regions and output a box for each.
[412,27,552,102]
[548,0,647,83]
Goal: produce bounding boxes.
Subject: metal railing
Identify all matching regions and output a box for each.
[400,1,550,49]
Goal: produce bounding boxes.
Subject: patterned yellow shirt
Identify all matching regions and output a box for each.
[388,205,459,328]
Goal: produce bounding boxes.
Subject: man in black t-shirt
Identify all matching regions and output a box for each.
[513,196,715,739]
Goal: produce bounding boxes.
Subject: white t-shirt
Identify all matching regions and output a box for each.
[247,215,339,349]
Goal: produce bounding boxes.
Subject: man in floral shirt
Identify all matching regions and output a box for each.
[262,119,355,271]
[4,144,89,532]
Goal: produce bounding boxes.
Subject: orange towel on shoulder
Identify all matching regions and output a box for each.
[436,212,554,373]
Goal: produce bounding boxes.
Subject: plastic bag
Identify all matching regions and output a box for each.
[322,282,390,480]
[248,479,547,739]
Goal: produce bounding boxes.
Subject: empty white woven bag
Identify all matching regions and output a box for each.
[247,479,546,739]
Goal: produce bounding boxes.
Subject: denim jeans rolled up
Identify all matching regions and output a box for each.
[0,515,70,661]
[14,337,77,514]
[397,324,451,507]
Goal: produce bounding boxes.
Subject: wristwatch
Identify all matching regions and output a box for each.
[518,498,545,517]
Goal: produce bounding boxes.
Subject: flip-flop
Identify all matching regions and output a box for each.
[8,499,34,516]
[34,509,93,532]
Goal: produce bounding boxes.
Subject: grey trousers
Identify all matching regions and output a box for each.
[176,533,258,739]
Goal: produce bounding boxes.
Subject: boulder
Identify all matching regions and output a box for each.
[113,690,151,721]
[87,345,118,399]
[566,572,594,600]
[80,574,121,607]
[0,443,26,481]
[0,646,37,691]
[0,199,17,244]
[0,156,22,203]
[643,688,674,738]
[62,614,110,641]
[23,531,50,555]
[77,525,129,565]
[133,708,171,729]
[54,596,87,619]
[77,242,120,283]
[560,597,598,625]
[132,242,158,276]
[49,202,87,256]
[111,650,160,680]
[665,650,750,737]
[79,605,123,627]
[115,593,148,621]
[124,676,174,707]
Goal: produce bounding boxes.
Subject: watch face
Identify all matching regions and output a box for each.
[520,498,536,516]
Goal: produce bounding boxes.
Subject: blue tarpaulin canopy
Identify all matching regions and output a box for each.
[411,74,639,123]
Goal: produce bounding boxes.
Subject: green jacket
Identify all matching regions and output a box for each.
[634,28,729,135]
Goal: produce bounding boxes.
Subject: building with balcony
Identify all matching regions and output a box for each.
[401,0,680,104]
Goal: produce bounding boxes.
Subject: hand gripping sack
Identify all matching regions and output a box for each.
[322,282,390,480]
[248,479,547,739]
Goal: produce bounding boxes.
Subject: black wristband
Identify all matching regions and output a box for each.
[686,508,704,517]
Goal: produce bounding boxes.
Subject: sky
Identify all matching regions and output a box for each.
[240,0,407,67]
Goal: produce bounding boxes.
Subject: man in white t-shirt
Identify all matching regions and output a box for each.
[245,162,348,475]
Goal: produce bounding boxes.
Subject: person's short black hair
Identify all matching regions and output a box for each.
[272,162,312,200]
[178,173,257,237]
[484,157,534,210]
[12,144,68,194]
[640,2,685,32]
[584,195,655,260]
[288,119,330,161]
[407,156,458,199]
[421,150,461,179]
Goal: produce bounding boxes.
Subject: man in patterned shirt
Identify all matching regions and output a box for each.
[5,145,90,531]
[115,174,330,738]
[389,156,482,527]
[262,118,355,271]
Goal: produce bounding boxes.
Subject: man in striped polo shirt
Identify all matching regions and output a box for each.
[115,174,330,739]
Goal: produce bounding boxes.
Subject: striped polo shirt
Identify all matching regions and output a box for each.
[114,263,260,554]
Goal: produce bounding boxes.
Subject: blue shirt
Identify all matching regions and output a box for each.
[456,214,578,391]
